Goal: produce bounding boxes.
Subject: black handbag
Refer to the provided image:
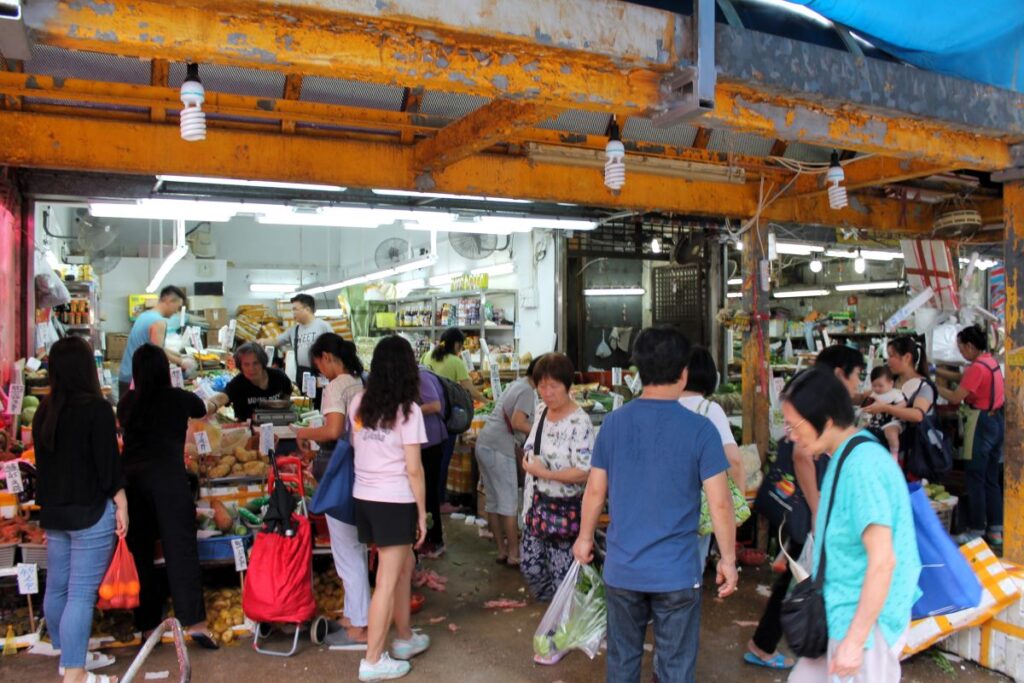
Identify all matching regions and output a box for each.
[754,439,813,545]
[780,434,873,659]
[525,409,583,540]
[900,379,953,479]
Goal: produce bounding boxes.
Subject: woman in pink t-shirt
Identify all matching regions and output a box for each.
[350,335,429,682]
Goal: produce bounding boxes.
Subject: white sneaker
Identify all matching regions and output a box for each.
[358,652,411,681]
[391,630,431,660]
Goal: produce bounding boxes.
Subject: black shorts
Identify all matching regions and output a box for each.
[354,499,418,547]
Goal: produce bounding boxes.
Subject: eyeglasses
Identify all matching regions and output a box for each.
[783,418,806,436]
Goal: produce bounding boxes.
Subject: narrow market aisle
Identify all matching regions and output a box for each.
[8,522,1008,682]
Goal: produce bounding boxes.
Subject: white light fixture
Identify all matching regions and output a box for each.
[826,150,847,210]
[834,281,903,292]
[772,288,831,299]
[249,283,299,294]
[158,175,346,193]
[854,254,867,274]
[179,63,206,142]
[371,189,531,204]
[301,256,436,295]
[583,287,645,297]
[604,118,626,192]
[776,242,825,256]
[726,292,743,299]
[89,198,277,222]
[651,238,662,254]
[257,206,454,229]
[395,278,426,297]
[146,220,188,293]
[727,278,743,286]
[809,259,823,273]
[404,215,596,234]
[959,257,999,271]
[825,248,902,261]
[428,272,457,287]
[470,262,516,277]
[734,240,744,251]
[316,308,346,317]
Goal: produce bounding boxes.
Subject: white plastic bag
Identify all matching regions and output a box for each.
[532,561,607,660]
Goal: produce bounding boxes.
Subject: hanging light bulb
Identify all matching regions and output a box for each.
[650,237,662,254]
[180,63,206,142]
[826,150,847,210]
[734,240,744,251]
[604,117,625,192]
[854,251,866,274]
[809,258,823,273]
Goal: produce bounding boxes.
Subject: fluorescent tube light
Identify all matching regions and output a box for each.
[395,278,426,295]
[776,242,825,256]
[90,199,269,222]
[405,215,595,234]
[372,189,532,204]
[834,281,903,292]
[583,288,645,297]
[772,288,831,299]
[525,143,746,185]
[316,309,346,317]
[257,207,456,229]
[301,255,437,296]
[726,292,742,299]
[428,272,457,287]
[146,220,188,293]
[727,278,743,286]
[249,283,299,294]
[404,218,528,236]
[825,248,903,261]
[158,175,346,192]
[471,263,515,276]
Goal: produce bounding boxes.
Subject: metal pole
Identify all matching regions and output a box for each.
[1003,181,1024,562]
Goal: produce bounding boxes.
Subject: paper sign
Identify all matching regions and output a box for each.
[611,367,623,387]
[886,286,935,331]
[194,430,212,456]
[264,345,275,362]
[3,461,24,494]
[230,538,248,572]
[511,355,520,372]
[259,423,274,455]
[612,393,624,411]
[16,563,38,595]
[6,383,24,416]
[169,366,184,388]
[302,372,317,398]
[25,357,42,372]
[188,326,204,352]
[627,373,643,396]
[479,339,491,363]
[489,363,502,400]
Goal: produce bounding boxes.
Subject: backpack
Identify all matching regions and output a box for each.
[428,370,475,435]
[900,378,953,480]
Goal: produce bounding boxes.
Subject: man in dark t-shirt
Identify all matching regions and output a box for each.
[208,343,293,422]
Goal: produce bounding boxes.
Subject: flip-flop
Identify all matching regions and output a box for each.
[188,632,221,650]
[743,651,794,670]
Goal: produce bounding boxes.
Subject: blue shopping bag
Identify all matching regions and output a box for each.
[909,482,982,619]
[309,436,356,524]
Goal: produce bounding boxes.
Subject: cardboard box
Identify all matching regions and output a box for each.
[105,333,129,361]
[189,295,225,311]
[204,308,229,330]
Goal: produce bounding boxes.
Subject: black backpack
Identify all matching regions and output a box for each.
[427,371,474,435]
[901,378,953,480]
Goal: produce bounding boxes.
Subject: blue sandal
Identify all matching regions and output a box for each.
[744,651,794,670]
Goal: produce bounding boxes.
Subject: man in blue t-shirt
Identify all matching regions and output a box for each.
[574,327,739,683]
[118,285,190,398]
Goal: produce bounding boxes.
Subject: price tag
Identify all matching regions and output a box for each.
[97,367,105,387]
[25,357,42,372]
[627,373,643,396]
[308,417,323,452]
[259,422,274,455]
[169,366,184,388]
[302,372,317,398]
[194,430,212,456]
[3,461,24,494]
[510,355,520,372]
[264,345,276,362]
[6,383,24,416]
[16,563,38,595]
[489,362,502,399]
[230,538,248,572]
[188,326,204,352]
[612,393,624,411]
[611,367,623,387]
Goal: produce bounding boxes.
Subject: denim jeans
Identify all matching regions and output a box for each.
[966,410,1004,532]
[606,584,702,683]
[44,501,117,669]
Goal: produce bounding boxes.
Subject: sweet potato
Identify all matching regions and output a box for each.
[211,501,234,532]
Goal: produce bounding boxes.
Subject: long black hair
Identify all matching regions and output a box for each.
[359,335,420,430]
[431,327,465,362]
[888,335,929,377]
[310,333,364,377]
[35,336,103,451]
[119,343,171,430]
[684,346,719,396]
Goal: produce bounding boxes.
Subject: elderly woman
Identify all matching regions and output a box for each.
[520,353,594,613]
[783,368,921,683]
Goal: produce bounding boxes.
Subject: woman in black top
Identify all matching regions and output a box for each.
[34,337,127,683]
[117,343,217,648]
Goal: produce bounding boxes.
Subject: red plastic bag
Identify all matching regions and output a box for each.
[96,537,140,611]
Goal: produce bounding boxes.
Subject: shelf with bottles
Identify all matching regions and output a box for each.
[388,290,518,339]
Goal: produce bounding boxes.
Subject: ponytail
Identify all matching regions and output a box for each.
[888,335,929,377]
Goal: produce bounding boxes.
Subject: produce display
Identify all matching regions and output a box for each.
[202,587,248,645]
[0,517,44,545]
[313,567,346,615]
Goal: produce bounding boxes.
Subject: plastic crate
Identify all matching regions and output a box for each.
[197,532,251,563]
[0,542,16,568]
[20,543,47,569]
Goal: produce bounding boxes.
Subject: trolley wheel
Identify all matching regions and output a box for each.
[257,622,274,639]
[310,616,328,645]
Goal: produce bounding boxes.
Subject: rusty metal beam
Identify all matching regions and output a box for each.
[0,110,936,233]
[769,139,788,156]
[414,100,556,173]
[20,0,1017,169]
[149,58,169,123]
[400,87,424,144]
[1004,180,1024,563]
[281,73,303,133]
[741,220,770,457]
[692,127,712,150]
[782,157,956,200]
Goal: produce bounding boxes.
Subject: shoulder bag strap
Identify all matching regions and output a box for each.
[533,408,549,458]
[816,434,874,588]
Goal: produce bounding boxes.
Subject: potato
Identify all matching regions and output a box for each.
[235,449,256,463]
[213,618,229,634]
[211,599,230,611]
[208,464,231,479]
[218,455,236,469]
[231,464,244,475]
[243,461,266,476]
[221,629,235,644]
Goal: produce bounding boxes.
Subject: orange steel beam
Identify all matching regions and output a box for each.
[149,59,169,123]
[1004,180,1024,562]
[414,100,557,173]
[0,109,935,233]
[781,157,956,200]
[692,128,712,149]
[281,73,303,133]
[23,0,1013,169]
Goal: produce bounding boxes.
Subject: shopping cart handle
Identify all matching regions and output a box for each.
[120,618,191,683]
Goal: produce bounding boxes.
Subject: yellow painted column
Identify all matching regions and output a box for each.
[1004,181,1024,562]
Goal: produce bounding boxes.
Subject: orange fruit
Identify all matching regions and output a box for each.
[126,581,140,595]
[98,584,114,600]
